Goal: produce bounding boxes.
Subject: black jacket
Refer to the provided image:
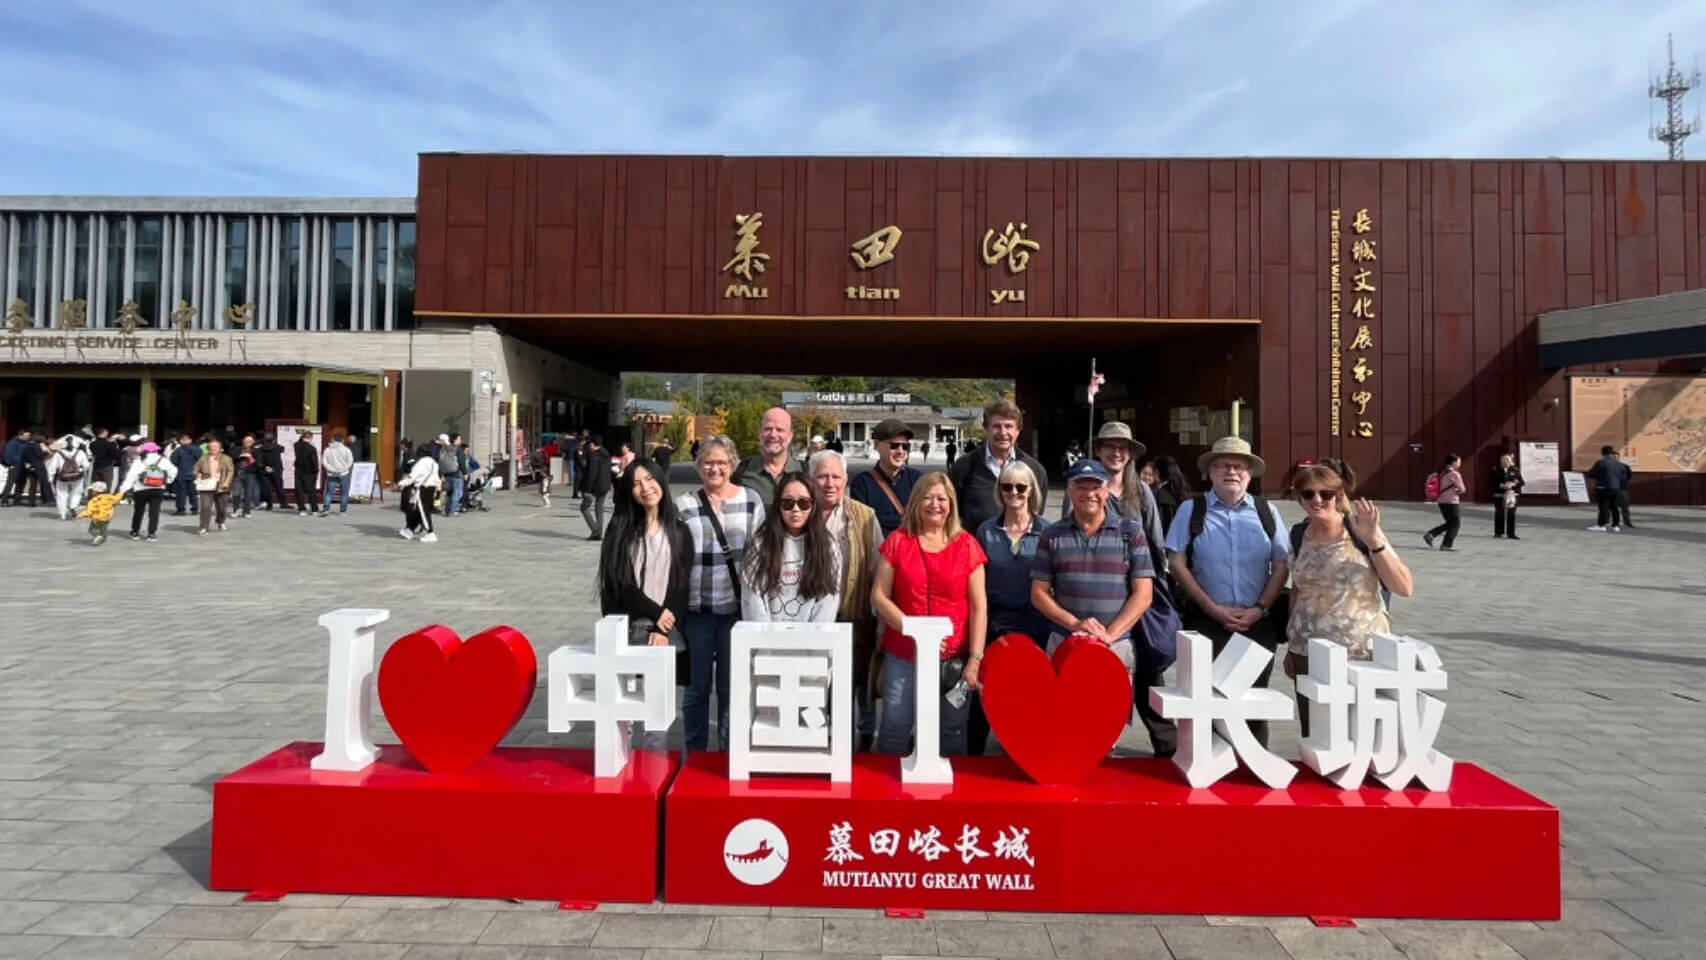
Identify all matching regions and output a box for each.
[259,442,284,473]
[1490,465,1523,499]
[90,437,119,472]
[294,440,319,477]
[1153,482,1186,536]
[949,444,1051,536]
[1586,455,1628,492]
[581,447,613,497]
[599,521,691,626]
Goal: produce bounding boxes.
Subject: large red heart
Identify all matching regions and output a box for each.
[377,624,537,775]
[979,633,1133,785]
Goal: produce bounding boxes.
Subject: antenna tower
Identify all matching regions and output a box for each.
[1650,33,1701,160]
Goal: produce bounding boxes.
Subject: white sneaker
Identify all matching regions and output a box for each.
[398,528,414,540]
[1587,525,1606,531]
[1611,524,1621,532]
[419,533,438,543]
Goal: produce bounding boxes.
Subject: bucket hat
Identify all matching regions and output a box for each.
[1092,421,1146,460]
[1197,436,1266,478]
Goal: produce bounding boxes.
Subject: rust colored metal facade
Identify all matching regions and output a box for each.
[415,154,1706,503]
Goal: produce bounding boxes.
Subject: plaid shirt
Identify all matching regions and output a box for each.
[674,486,766,614]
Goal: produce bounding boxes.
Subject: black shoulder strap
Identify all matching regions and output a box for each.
[1289,520,1306,556]
[1184,493,1209,570]
[696,489,744,597]
[1253,495,1276,540]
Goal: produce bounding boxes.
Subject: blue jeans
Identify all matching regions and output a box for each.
[173,473,197,513]
[445,475,465,515]
[322,473,349,513]
[235,474,259,513]
[682,611,736,752]
[876,652,969,756]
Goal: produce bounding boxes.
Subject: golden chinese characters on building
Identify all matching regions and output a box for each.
[59,298,88,331]
[847,226,901,301]
[223,302,255,327]
[115,299,147,334]
[171,299,197,331]
[1345,207,1377,439]
[721,212,770,299]
[5,299,30,334]
[982,221,1038,305]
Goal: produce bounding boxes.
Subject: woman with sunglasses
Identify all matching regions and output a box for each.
[1281,461,1414,726]
[740,473,841,622]
[975,461,1051,649]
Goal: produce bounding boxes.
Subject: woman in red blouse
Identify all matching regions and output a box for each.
[870,473,988,756]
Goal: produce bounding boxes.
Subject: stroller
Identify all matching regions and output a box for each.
[459,471,491,512]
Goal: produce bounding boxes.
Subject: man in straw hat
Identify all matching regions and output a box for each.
[1163,435,1291,747]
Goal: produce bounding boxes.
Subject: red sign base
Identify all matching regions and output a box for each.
[211,742,676,902]
[664,753,1559,920]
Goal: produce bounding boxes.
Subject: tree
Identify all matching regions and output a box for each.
[808,375,868,393]
[720,399,768,459]
[624,373,671,400]
[794,402,839,450]
[661,398,692,453]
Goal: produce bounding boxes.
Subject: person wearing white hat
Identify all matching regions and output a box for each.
[1163,435,1291,747]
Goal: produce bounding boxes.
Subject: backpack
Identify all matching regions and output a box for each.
[1288,521,1394,615]
[436,445,459,477]
[141,457,168,488]
[57,452,85,483]
[1118,515,1183,667]
[1176,492,1280,625]
[1423,472,1442,501]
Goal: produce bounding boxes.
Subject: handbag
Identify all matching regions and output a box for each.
[920,536,969,693]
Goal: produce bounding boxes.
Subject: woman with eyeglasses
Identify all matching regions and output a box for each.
[1281,460,1414,730]
[975,461,1051,649]
[740,473,841,623]
[869,473,988,757]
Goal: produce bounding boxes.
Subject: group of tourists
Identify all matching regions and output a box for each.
[591,399,1419,758]
[1,426,362,543]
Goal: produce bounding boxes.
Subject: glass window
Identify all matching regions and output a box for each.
[225,219,247,309]
[72,216,91,300]
[103,216,127,322]
[15,217,38,318]
[373,220,389,330]
[394,220,416,330]
[280,219,301,329]
[134,216,162,326]
[331,219,354,330]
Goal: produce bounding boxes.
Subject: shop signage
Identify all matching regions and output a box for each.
[805,391,913,406]
[3,333,222,350]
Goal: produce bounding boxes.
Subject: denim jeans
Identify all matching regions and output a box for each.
[235,473,259,513]
[876,652,969,756]
[682,611,736,751]
[322,473,349,513]
[173,473,198,513]
[444,475,465,515]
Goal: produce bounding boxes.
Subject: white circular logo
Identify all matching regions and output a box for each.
[722,817,789,886]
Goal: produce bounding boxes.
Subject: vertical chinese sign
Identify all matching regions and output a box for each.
[1346,208,1377,439]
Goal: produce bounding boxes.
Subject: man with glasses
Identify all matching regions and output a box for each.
[1164,436,1291,747]
[849,418,920,537]
[949,399,1049,536]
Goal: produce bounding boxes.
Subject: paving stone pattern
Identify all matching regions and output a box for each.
[1,490,1703,959]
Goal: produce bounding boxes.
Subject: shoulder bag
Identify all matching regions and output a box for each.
[696,489,744,601]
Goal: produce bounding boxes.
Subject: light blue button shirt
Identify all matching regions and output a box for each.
[1163,493,1290,608]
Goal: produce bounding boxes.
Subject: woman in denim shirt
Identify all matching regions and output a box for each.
[975,461,1052,648]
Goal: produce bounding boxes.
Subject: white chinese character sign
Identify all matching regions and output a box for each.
[548,615,677,778]
[1151,631,1298,788]
[729,622,853,782]
[1300,635,1454,791]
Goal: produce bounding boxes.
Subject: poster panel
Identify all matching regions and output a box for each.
[1571,375,1706,472]
[1517,442,1560,496]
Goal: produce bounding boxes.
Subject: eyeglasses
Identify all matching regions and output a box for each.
[778,497,814,512]
[1297,489,1335,502]
[999,483,1029,494]
[884,441,911,451]
[700,460,732,470]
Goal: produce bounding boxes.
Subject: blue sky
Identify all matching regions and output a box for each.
[2,0,1703,196]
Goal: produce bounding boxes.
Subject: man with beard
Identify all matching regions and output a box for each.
[732,407,802,505]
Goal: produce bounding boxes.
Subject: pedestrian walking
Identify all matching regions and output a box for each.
[89,428,120,492]
[293,432,320,514]
[397,443,441,543]
[1422,454,1466,550]
[234,439,261,518]
[194,439,235,534]
[47,436,92,520]
[76,481,122,545]
[168,434,201,516]
[119,442,177,541]
[579,434,614,539]
[319,432,354,515]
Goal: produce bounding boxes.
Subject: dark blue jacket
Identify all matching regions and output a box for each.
[170,444,201,476]
[848,463,921,537]
[1,438,22,467]
[1587,455,1629,492]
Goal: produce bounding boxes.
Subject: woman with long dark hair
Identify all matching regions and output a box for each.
[740,473,841,622]
[597,458,691,647]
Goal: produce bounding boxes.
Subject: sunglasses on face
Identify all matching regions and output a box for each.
[1000,483,1029,494]
[885,441,911,451]
[778,497,814,512]
[1297,489,1335,502]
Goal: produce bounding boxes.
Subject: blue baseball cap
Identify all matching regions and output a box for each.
[1065,458,1109,483]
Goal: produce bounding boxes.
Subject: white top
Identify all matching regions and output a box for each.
[633,524,672,611]
[119,453,178,494]
[740,533,841,623]
[398,457,441,489]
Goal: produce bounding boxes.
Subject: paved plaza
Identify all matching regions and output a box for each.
[1,484,1703,960]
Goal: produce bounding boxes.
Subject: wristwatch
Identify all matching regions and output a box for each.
[1255,604,1269,617]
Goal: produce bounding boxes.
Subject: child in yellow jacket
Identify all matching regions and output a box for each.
[76,481,123,545]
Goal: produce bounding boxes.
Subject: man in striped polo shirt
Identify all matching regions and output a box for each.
[1029,458,1163,751]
